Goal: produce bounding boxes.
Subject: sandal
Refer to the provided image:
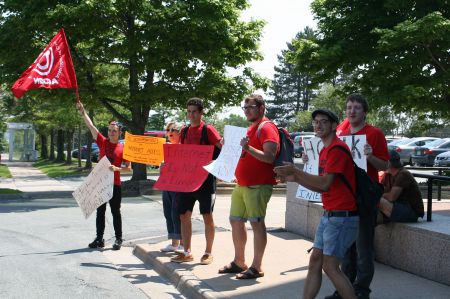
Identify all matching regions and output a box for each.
[218,261,247,274]
[236,266,264,279]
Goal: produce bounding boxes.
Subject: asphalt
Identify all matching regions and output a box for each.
[2,157,450,299]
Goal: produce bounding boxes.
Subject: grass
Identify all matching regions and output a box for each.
[0,164,12,178]
[33,159,94,178]
[0,188,22,194]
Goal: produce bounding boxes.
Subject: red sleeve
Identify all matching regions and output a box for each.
[206,125,222,145]
[370,127,389,161]
[324,147,349,175]
[96,133,106,150]
[259,122,279,145]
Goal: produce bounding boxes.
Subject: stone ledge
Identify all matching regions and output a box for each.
[285,182,450,286]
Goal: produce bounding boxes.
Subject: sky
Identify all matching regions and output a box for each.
[220,0,317,116]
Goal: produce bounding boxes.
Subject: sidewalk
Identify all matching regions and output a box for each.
[2,159,450,298]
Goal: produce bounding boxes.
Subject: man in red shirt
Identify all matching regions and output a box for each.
[275,109,358,299]
[218,94,279,279]
[327,94,389,299]
[170,98,222,264]
[76,101,131,250]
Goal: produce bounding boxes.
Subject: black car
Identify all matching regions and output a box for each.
[411,138,450,166]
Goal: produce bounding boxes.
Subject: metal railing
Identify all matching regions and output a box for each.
[410,171,450,222]
[407,166,450,201]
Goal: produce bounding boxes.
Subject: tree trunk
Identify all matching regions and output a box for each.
[65,129,73,164]
[55,129,64,162]
[40,134,48,159]
[49,129,55,160]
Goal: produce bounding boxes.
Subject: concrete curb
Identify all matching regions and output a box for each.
[133,244,227,299]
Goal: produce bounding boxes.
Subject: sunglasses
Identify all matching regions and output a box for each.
[166,128,180,132]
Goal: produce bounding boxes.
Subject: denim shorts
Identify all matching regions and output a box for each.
[313,214,359,260]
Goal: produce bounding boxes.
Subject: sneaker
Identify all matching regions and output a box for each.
[88,238,105,249]
[112,238,123,250]
[324,291,342,299]
[160,244,177,252]
[200,254,213,265]
[171,252,194,263]
[175,245,185,253]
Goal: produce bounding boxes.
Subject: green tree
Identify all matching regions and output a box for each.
[267,27,317,127]
[289,0,450,116]
[0,0,266,180]
[214,113,248,135]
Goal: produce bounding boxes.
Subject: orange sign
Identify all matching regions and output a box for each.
[123,132,165,166]
[154,144,214,192]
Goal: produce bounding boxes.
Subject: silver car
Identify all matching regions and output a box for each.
[388,137,440,165]
[293,134,315,158]
[434,151,450,167]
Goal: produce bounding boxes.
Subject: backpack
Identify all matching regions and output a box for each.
[180,123,221,160]
[257,121,294,167]
[331,145,384,220]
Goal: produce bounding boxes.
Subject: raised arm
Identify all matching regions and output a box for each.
[76,101,99,140]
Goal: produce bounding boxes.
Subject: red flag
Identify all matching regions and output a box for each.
[11,28,78,99]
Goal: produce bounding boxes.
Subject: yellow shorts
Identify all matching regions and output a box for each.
[230,184,273,222]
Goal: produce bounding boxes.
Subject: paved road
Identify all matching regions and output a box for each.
[0,195,195,298]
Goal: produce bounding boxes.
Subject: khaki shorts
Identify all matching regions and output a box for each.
[230,184,273,222]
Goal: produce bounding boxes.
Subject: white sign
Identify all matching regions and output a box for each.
[296,137,323,202]
[204,125,247,182]
[72,156,114,219]
[296,135,368,202]
[339,134,367,171]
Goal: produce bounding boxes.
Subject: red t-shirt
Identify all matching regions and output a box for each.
[339,124,389,182]
[319,137,357,211]
[96,133,125,186]
[235,117,280,186]
[181,121,221,146]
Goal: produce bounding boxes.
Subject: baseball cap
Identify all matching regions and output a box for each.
[389,150,403,168]
[312,109,339,124]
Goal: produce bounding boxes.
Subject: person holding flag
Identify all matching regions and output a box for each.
[76,101,131,250]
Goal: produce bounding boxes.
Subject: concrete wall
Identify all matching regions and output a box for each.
[285,182,450,286]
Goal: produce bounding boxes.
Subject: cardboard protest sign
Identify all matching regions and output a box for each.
[204,125,247,182]
[72,156,113,219]
[154,144,214,192]
[339,134,367,171]
[296,137,323,202]
[123,131,165,166]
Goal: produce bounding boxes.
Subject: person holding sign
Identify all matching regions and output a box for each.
[76,101,131,250]
[218,94,279,280]
[326,94,389,299]
[275,109,359,299]
[160,122,184,253]
[170,98,222,264]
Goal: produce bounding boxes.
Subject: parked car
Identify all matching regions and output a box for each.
[144,130,166,138]
[389,137,441,165]
[434,151,450,167]
[71,143,99,159]
[293,134,315,158]
[290,131,314,141]
[411,138,450,166]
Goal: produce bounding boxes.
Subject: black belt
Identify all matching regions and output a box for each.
[323,210,359,217]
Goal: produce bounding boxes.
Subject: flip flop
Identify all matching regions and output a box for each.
[218,261,247,274]
[235,266,264,279]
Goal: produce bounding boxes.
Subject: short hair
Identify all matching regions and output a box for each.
[109,120,122,130]
[244,94,265,107]
[186,97,204,112]
[165,121,182,131]
[346,93,368,113]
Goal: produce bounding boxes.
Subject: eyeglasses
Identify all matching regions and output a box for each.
[241,104,258,111]
[312,119,330,126]
[166,128,179,132]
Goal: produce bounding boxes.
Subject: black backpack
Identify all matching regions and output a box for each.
[331,145,384,220]
[257,121,294,167]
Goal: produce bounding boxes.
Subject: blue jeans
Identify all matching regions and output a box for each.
[162,191,181,240]
[341,214,376,296]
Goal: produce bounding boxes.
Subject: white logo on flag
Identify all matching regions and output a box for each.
[33,47,54,76]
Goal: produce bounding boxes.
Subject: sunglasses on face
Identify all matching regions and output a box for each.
[166,128,179,133]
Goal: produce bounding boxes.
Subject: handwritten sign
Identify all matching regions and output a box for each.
[204,125,247,182]
[154,144,214,192]
[296,137,323,202]
[339,134,367,171]
[123,131,165,166]
[296,135,368,202]
[72,156,114,219]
